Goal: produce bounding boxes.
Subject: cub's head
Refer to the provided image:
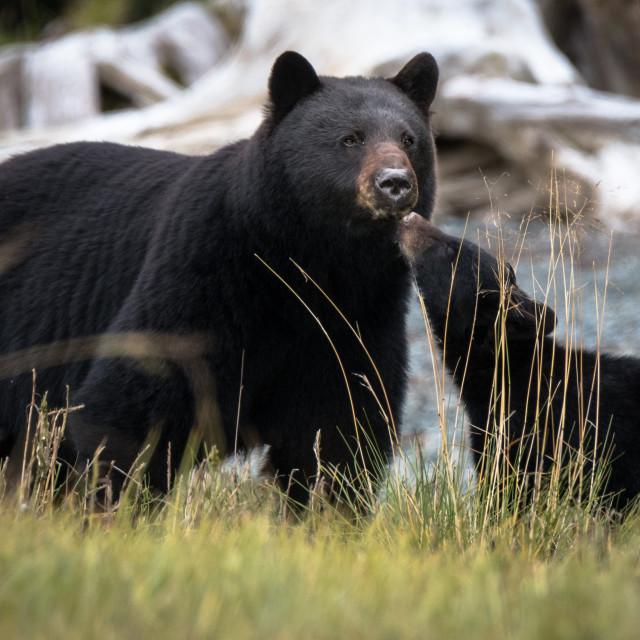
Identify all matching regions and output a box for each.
[399,213,556,347]
[262,51,439,226]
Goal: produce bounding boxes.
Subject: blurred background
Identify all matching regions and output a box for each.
[1,0,639,461]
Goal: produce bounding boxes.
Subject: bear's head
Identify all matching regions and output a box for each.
[262,51,439,227]
[399,213,556,348]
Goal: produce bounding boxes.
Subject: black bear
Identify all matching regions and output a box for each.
[0,51,439,504]
[399,212,640,509]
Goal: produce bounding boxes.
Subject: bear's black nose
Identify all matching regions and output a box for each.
[375,168,415,206]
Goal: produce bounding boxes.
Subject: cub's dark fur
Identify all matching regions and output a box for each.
[400,213,640,508]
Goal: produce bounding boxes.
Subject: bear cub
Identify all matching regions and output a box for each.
[400,212,640,509]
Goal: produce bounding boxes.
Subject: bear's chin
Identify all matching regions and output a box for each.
[370,206,413,222]
[355,192,416,222]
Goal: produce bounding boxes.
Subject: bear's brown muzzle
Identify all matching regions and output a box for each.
[356,142,418,219]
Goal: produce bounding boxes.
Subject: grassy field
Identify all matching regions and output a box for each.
[1,379,639,640]
[1,447,639,640]
[2,191,639,639]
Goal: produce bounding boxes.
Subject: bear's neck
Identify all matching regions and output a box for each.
[434,323,527,426]
[439,328,561,449]
[233,141,408,312]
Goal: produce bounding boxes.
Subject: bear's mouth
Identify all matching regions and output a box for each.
[356,190,417,221]
[371,205,415,221]
[357,186,418,219]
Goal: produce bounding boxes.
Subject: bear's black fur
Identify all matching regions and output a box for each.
[0,52,439,503]
[400,213,640,509]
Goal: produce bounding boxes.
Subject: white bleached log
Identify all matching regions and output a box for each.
[0,2,228,131]
[1,0,640,227]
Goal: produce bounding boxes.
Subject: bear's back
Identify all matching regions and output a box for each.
[0,142,200,340]
[0,143,203,432]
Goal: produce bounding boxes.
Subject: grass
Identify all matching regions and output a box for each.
[1,175,640,638]
[1,507,640,640]
[1,444,640,639]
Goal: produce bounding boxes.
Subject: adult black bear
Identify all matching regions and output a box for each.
[400,213,640,509]
[0,52,439,503]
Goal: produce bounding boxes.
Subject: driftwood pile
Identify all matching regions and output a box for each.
[0,3,227,131]
[1,0,639,227]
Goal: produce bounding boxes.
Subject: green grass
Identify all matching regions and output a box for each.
[1,463,639,640]
[2,396,639,639]
[2,175,640,638]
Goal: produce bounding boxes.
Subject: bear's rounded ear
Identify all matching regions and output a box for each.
[268,51,321,123]
[506,297,557,340]
[389,52,439,111]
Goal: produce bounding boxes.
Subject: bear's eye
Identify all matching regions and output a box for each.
[343,135,360,147]
[402,134,414,148]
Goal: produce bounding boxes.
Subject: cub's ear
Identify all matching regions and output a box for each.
[389,52,439,111]
[506,296,557,340]
[268,51,321,123]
